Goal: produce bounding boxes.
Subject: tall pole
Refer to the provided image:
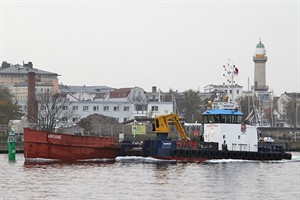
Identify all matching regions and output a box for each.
[248,78,250,115]
[296,93,298,128]
[271,91,273,127]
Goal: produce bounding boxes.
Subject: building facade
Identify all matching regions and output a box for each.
[204,84,243,102]
[0,61,59,102]
[59,86,174,126]
[275,92,300,127]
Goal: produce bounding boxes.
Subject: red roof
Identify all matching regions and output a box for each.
[110,88,132,98]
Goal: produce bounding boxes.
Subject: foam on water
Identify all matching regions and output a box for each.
[116,153,300,164]
[116,156,177,163]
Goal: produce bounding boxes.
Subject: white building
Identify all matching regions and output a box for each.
[204,84,243,102]
[59,86,174,125]
[275,92,300,127]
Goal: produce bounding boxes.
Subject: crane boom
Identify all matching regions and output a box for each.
[153,113,189,140]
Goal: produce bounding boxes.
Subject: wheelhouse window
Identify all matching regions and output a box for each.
[204,114,243,124]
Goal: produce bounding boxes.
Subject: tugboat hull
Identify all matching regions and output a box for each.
[142,140,292,162]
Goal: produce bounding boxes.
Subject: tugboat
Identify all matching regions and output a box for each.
[141,105,292,162]
[142,61,292,162]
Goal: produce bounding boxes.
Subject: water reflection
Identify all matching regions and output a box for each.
[1,153,299,200]
[23,158,116,167]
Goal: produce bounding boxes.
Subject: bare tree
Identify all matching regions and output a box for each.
[0,87,23,126]
[29,93,73,131]
[176,89,206,123]
[283,94,300,127]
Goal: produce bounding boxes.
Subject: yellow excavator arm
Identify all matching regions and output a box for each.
[153,113,189,140]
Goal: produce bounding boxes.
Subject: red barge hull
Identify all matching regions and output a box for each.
[24,128,120,161]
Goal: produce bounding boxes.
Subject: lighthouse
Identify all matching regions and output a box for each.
[252,39,272,127]
[253,39,269,92]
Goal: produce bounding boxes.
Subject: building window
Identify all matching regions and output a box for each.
[123,118,128,122]
[83,106,89,111]
[135,104,146,112]
[61,117,68,122]
[151,106,158,111]
[230,90,232,94]
[73,106,78,111]
[123,106,129,111]
[103,106,109,111]
[114,106,119,111]
[62,106,68,110]
[72,118,79,122]
[237,90,239,94]
[93,106,99,111]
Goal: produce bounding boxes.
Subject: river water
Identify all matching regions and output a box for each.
[0,153,300,200]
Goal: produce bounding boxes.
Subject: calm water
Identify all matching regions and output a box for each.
[0,153,300,200]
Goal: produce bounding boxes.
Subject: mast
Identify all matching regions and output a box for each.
[222,59,239,103]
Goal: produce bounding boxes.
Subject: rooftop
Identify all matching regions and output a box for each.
[59,85,115,94]
[256,41,265,49]
[0,63,58,76]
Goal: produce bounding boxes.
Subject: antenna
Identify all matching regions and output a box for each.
[223,59,238,86]
[222,59,239,102]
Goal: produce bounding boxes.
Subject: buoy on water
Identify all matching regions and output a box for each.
[7,128,16,162]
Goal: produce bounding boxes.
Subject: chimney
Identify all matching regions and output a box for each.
[28,62,33,68]
[152,86,157,93]
[24,62,33,68]
[1,61,10,69]
[27,72,38,124]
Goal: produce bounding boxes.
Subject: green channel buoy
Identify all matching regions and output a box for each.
[7,128,16,162]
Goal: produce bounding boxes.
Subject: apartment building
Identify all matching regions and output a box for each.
[0,61,59,102]
[59,85,173,125]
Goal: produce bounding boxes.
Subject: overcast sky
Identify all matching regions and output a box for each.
[1,0,299,96]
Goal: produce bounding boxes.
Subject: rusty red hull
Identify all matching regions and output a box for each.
[24,128,120,161]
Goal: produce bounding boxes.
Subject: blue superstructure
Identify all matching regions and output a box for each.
[202,109,243,116]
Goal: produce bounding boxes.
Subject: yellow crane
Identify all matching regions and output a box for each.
[153,113,189,141]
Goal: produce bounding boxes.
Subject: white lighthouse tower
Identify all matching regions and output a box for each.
[253,39,268,92]
[252,39,272,127]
